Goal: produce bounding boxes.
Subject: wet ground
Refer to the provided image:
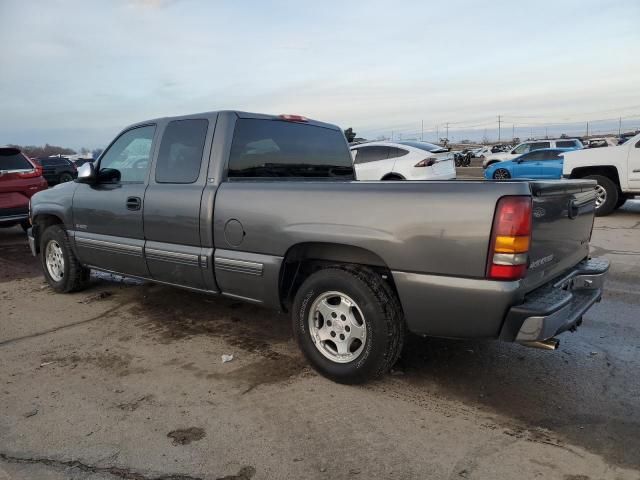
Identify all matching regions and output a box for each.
[0,202,639,479]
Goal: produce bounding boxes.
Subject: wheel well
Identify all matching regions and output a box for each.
[32,214,63,253]
[486,160,500,167]
[570,166,621,188]
[381,173,405,180]
[278,243,396,311]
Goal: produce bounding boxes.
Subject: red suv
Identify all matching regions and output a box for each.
[0,147,48,230]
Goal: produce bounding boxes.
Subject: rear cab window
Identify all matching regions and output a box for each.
[0,149,32,171]
[556,140,578,148]
[227,119,354,180]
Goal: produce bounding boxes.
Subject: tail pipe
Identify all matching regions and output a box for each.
[519,338,560,350]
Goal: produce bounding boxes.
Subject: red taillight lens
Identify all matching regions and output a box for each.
[415,158,437,167]
[17,169,40,179]
[279,114,308,122]
[487,196,532,281]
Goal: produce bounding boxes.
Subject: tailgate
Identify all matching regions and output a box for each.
[521,179,597,292]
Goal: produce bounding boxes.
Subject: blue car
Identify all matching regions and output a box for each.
[484,148,573,180]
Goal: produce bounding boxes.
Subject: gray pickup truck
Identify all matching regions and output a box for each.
[27,111,609,383]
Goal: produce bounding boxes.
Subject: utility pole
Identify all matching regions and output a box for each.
[512,124,515,140]
[445,122,449,142]
[545,127,548,139]
[421,120,424,141]
[619,117,622,136]
[586,121,589,137]
[436,125,439,143]
[498,115,501,142]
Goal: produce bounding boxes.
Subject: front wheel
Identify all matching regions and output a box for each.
[40,225,90,292]
[292,266,404,384]
[493,168,511,180]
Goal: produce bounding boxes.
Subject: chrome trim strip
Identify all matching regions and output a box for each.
[75,237,142,256]
[145,247,200,266]
[214,257,263,276]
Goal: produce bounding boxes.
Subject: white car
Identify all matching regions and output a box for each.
[483,139,583,168]
[563,132,640,216]
[350,141,456,181]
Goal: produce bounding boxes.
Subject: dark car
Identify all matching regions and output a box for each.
[0,146,48,230]
[73,158,95,168]
[36,157,77,185]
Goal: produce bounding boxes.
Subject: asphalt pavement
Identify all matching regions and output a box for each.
[0,200,638,480]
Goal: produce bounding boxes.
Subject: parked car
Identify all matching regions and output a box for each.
[585,137,618,149]
[36,156,78,185]
[563,132,640,216]
[349,141,455,180]
[28,110,607,384]
[0,146,48,230]
[483,139,583,168]
[484,148,570,180]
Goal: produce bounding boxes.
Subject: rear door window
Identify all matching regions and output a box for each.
[228,119,353,179]
[556,140,577,148]
[355,146,391,164]
[155,119,209,183]
[0,150,32,170]
[388,147,409,159]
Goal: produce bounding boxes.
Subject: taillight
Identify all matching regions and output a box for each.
[279,114,308,122]
[487,196,532,281]
[17,169,41,179]
[415,158,437,167]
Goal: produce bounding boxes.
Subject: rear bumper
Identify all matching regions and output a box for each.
[499,257,609,342]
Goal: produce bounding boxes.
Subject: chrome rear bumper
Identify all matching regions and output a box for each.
[500,257,609,343]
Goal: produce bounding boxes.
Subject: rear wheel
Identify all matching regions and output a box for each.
[381,174,404,181]
[292,266,404,384]
[585,175,618,217]
[493,168,511,180]
[40,225,90,292]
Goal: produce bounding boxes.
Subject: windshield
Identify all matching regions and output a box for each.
[398,141,447,153]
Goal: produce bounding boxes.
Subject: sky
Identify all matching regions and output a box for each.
[1,0,639,149]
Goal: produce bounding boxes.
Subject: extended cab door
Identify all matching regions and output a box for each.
[143,117,216,291]
[72,125,156,277]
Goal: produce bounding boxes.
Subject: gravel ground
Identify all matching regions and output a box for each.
[0,201,639,480]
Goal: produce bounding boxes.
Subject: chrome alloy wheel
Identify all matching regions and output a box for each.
[45,240,65,282]
[308,291,367,363]
[594,184,607,208]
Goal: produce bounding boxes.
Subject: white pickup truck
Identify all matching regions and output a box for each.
[563,133,640,216]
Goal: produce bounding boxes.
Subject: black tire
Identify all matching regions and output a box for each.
[59,172,74,183]
[585,174,619,217]
[292,265,404,384]
[381,174,404,181]
[493,168,511,180]
[615,196,627,209]
[40,225,90,293]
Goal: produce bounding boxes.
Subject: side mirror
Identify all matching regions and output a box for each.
[75,162,96,184]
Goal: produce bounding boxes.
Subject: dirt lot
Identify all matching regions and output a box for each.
[1,202,639,480]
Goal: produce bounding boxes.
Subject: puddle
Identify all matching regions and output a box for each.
[167,427,206,445]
